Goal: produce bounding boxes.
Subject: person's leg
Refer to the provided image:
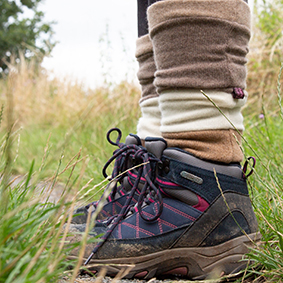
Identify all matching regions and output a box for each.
[137,0,148,38]
[136,0,162,139]
[149,0,249,163]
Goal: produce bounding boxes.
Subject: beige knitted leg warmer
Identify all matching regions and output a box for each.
[147,0,251,163]
[136,35,162,139]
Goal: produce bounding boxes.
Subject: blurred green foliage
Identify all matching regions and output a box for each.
[0,0,55,75]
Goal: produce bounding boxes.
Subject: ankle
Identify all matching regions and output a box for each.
[162,129,243,163]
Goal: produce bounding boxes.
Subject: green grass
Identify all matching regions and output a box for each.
[1,2,283,279]
[0,67,141,282]
[242,117,283,281]
[9,113,139,195]
[3,78,283,282]
[1,67,283,282]
[0,141,76,283]
[236,66,283,282]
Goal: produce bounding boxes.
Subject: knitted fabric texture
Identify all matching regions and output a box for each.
[136,35,158,101]
[163,129,243,163]
[147,0,251,93]
[137,96,162,139]
[136,35,161,138]
[159,90,247,133]
[146,0,251,163]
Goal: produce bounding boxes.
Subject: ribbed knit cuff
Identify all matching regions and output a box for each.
[136,35,157,100]
[148,0,251,93]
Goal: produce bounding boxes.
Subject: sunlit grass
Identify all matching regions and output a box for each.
[0,55,141,190]
[0,1,283,280]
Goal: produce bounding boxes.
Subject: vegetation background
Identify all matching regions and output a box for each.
[0,0,283,282]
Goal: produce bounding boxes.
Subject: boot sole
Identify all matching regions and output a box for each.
[76,232,261,280]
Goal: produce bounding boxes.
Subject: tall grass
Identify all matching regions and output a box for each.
[241,65,283,282]
[241,2,283,279]
[0,1,283,281]
[0,53,141,188]
[0,54,141,283]
[0,117,79,282]
[246,0,283,114]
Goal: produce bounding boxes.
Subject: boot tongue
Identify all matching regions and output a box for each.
[118,133,142,193]
[125,134,142,145]
[144,137,167,159]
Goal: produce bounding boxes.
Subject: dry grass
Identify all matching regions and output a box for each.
[0,54,141,184]
[0,53,141,130]
[246,1,283,115]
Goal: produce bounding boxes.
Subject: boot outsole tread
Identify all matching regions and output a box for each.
[72,232,260,280]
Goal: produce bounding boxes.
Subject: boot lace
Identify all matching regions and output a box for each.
[85,128,141,210]
[84,130,163,264]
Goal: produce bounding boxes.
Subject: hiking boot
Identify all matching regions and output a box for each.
[68,137,261,280]
[71,128,144,224]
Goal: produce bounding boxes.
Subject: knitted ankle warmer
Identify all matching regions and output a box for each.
[136,35,161,139]
[163,129,243,163]
[148,0,251,93]
[147,0,251,163]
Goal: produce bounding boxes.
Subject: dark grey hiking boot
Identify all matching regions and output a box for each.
[71,128,143,224]
[68,137,261,280]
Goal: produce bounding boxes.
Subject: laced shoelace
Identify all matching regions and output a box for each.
[84,128,141,211]
[84,132,163,265]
